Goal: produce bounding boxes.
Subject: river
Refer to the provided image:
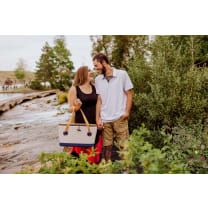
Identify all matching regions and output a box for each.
[0,93,25,102]
[0,94,69,173]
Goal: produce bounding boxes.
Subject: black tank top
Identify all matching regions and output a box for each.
[75,85,97,124]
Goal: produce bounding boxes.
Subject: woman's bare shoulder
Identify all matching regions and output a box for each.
[68,86,76,93]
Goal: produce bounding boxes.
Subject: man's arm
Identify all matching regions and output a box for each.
[96,94,103,129]
[120,89,133,120]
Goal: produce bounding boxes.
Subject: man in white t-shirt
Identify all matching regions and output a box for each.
[93,53,133,161]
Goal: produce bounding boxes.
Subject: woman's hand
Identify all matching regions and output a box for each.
[74,98,82,108]
[70,98,82,112]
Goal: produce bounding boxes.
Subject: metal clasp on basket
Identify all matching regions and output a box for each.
[77,126,81,132]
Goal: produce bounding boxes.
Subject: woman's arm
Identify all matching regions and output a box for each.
[68,86,82,113]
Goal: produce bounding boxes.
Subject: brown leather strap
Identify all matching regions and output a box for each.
[64,107,75,132]
[64,107,91,134]
[79,109,91,133]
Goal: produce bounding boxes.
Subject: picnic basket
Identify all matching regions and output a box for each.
[58,108,97,147]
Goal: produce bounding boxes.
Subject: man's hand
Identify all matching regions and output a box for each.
[96,118,103,130]
[120,112,129,120]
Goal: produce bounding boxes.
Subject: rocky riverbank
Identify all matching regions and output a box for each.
[0,90,56,114]
[0,94,69,173]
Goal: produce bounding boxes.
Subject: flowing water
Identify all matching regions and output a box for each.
[0,93,24,102]
[0,94,70,173]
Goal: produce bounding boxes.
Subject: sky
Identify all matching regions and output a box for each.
[0,35,94,72]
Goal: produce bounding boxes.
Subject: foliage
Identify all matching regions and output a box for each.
[90,36,113,61]
[14,58,26,81]
[127,36,208,134]
[162,123,208,173]
[49,36,74,90]
[120,125,188,173]
[46,99,51,104]
[91,35,149,69]
[19,125,189,174]
[28,79,45,90]
[34,36,74,91]
[35,42,54,84]
[37,152,123,174]
[163,35,208,68]
[58,92,68,104]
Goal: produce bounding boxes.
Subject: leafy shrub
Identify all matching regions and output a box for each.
[28,80,45,90]
[18,125,188,174]
[57,92,68,104]
[128,57,208,134]
[121,125,188,173]
[162,123,208,173]
[25,151,123,174]
[127,36,208,135]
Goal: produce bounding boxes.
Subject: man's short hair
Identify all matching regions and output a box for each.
[93,53,109,64]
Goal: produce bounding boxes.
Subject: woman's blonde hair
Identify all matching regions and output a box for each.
[73,66,89,86]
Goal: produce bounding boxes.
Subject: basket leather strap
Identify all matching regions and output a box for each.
[64,107,75,133]
[64,107,91,135]
[79,108,91,134]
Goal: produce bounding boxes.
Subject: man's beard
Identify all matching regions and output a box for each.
[101,65,106,75]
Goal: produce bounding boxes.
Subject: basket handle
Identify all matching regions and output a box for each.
[79,108,92,136]
[63,107,92,136]
[63,106,75,135]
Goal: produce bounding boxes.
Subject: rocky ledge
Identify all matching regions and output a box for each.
[0,90,56,115]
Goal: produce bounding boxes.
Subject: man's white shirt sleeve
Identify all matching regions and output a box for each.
[123,71,133,91]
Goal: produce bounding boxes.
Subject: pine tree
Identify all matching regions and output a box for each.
[35,42,54,86]
[35,36,74,90]
[51,36,74,90]
[14,58,26,83]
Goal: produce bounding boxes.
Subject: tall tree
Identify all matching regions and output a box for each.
[151,35,208,70]
[35,36,74,90]
[90,35,113,61]
[90,35,149,69]
[51,36,74,90]
[14,58,26,83]
[35,42,54,84]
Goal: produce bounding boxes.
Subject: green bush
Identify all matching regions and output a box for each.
[162,123,208,173]
[127,36,208,135]
[121,125,188,173]
[28,80,45,90]
[128,56,208,133]
[58,92,68,104]
[18,125,189,174]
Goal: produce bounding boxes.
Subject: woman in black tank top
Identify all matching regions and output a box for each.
[66,66,102,164]
[75,84,97,124]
